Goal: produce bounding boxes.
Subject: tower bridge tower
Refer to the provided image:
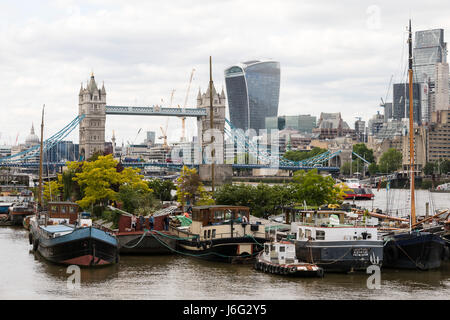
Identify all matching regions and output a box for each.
[196,84,226,163]
[78,73,106,160]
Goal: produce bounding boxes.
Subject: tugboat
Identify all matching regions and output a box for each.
[254,240,324,277]
[170,205,267,263]
[286,208,383,273]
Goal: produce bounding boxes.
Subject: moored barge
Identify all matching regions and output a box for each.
[171,205,267,263]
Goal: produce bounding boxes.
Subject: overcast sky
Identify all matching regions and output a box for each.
[1,0,450,146]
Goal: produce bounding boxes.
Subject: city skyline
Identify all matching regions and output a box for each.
[1,1,450,146]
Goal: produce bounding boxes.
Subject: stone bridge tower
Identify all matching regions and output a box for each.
[78,73,106,160]
[196,84,226,163]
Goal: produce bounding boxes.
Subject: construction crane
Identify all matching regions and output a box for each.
[159,118,169,150]
[179,68,195,142]
[380,74,394,108]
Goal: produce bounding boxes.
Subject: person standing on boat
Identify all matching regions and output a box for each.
[164,215,170,230]
[149,214,154,231]
[139,215,144,231]
[131,215,137,231]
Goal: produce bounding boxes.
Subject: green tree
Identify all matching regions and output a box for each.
[283,147,327,162]
[43,179,62,204]
[423,162,436,175]
[340,162,351,175]
[352,143,375,163]
[147,179,176,202]
[118,184,156,215]
[290,169,342,206]
[368,162,379,176]
[71,154,150,211]
[176,166,213,208]
[378,148,402,174]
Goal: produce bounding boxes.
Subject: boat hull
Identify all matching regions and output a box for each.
[177,236,267,263]
[30,225,119,267]
[116,231,177,254]
[294,240,384,272]
[254,257,324,277]
[382,232,446,270]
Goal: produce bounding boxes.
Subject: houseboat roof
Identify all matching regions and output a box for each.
[193,205,249,210]
[48,202,79,206]
[41,225,74,233]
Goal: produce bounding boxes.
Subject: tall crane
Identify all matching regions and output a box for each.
[179,68,195,142]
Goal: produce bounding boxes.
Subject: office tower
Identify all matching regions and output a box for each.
[435,62,449,111]
[224,60,280,133]
[414,29,447,84]
[392,83,422,124]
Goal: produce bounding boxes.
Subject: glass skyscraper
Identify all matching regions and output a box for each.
[224,60,280,133]
[414,29,447,84]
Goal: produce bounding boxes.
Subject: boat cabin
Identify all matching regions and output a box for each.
[291,222,378,242]
[262,241,297,264]
[189,205,265,240]
[47,202,80,224]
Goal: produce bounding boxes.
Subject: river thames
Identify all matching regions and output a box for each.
[1,189,449,300]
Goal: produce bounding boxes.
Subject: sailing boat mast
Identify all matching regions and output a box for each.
[408,20,416,228]
[38,105,45,213]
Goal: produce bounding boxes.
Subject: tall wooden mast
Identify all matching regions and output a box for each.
[408,20,416,226]
[38,105,45,213]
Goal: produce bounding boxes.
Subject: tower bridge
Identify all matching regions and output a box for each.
[1,72,341,179]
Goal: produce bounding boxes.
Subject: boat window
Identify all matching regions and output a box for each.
[238,210,247,220]
[212,229,216,238]
[61,206,66,213]
[207,229,211,238]
[204,230,207,239]
[69,206,75,213]
[265,244,269,254]
[316,230,325,240]
[51,206,56,212]
[270,245,275,251]
[279,246,285,252]
[225,210,233,220]
[298,228,303,239]
[305,229,312,239]
[214,210,224,220]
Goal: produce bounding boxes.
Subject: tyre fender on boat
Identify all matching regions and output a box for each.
[289,266,296,274]
[33,238,39,252]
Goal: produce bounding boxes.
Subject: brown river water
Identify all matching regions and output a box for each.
[0,189,449,300]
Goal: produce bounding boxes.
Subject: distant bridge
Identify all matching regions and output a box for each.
[105,105,207,117]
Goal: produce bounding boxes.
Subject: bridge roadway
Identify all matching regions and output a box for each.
[0,161,340,172]
[105,105,207,117]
